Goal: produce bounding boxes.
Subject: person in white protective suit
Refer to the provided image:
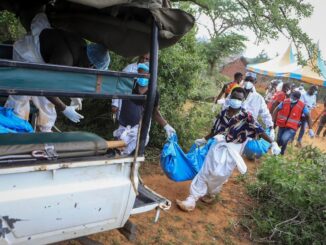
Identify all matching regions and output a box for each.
[242,75,275,139]
[111,54,150,121]
[113,63,176,155]
[5,11,110,132]
[176,87,281,212]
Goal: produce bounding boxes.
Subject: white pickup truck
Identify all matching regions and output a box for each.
[0,131,170,244]
[0,0,194,243]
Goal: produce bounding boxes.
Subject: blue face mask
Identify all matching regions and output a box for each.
[136,78,149,87]
[228,99,242,109]
[313,91,318,95]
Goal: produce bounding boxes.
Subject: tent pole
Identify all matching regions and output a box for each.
[139,20,159,155]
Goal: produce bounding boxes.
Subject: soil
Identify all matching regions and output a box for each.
[59,104,326,245]
[88,159,257,245]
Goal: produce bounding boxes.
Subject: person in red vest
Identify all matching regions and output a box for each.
[272,91,314,155]
[268,82,291,113]
[214,72,243,103]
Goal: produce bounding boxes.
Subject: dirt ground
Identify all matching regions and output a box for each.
[87,160,257,245]
[65,137,325,245]
[61,105,326,245]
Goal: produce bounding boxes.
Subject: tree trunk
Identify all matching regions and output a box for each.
[208,60,216,76]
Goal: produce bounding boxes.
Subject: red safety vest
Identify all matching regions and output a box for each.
[276,99,304,130]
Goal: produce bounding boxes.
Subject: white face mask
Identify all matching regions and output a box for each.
[244,82,254,90]
[228,99,242,109]
[286,90,291,95]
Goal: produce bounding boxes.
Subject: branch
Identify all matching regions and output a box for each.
[269,212,301,240]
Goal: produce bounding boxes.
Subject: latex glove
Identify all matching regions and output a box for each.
[213,134,225,142]
[269,128,275,141]
[271,142,281,155]
[70,98,83,111]
[164,124,176,138]
[62,106,84,123]
[195,138,207,146]
[308,129,315,138]
[217,98,226,105]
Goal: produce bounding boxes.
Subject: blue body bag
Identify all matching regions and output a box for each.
[160,134,216,182]
[0,107,33,133]
[242,129,271,160]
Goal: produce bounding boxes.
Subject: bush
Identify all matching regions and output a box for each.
[150,101,219,149]
[56,26,210,150]
[245,146,326,244]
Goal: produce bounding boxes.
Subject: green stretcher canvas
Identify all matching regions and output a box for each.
[0,60,145,99]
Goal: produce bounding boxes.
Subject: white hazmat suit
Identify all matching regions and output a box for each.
[5,13,56,132]
[177,135,247,210]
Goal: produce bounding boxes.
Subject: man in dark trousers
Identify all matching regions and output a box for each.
[272,91,314,155]
[113,63,176,155]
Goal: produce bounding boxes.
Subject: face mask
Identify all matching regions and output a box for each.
[313,91,318,95]
[290,98,298,103]
[286,90,291,95]
[136,78,149,87]
[244,81,254,90]
[228,99,242,109]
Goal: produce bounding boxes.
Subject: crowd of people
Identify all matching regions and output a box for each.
[1,6,325,215]
[176,71,325,212]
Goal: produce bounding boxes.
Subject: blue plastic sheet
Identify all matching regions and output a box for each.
[242,129,271,160]
[160,134,216,182]
[0,124,16,133]
[0,107,33,133]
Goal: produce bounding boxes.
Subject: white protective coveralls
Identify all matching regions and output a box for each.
[242,91,273,128]
[180,135,247,208]
[113,124,149,155]
[5,13,56,132]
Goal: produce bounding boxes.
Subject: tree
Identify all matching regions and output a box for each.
[201,33,247,74]
[0,11,24,43]
[248,50,269,64]
[172,0,315,64]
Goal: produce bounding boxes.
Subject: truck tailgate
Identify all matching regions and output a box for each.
[131,183,171,215]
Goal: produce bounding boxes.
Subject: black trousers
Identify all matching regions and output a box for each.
[316,114,326,137]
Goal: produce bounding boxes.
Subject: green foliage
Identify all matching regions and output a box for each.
[245,147,326,244]
[174,0,315,63]
[200,33,247,74]
[55,26,211,150]
[152,101,217,149]
[150,27,212,148]
[0,11,24,43]
[189,71,230,101]
[247,50,269,64]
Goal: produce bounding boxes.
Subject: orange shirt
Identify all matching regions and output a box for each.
[225,81,239,96]
[268,91,286,110]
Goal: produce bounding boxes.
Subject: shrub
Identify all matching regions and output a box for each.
[245,146,326,244]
